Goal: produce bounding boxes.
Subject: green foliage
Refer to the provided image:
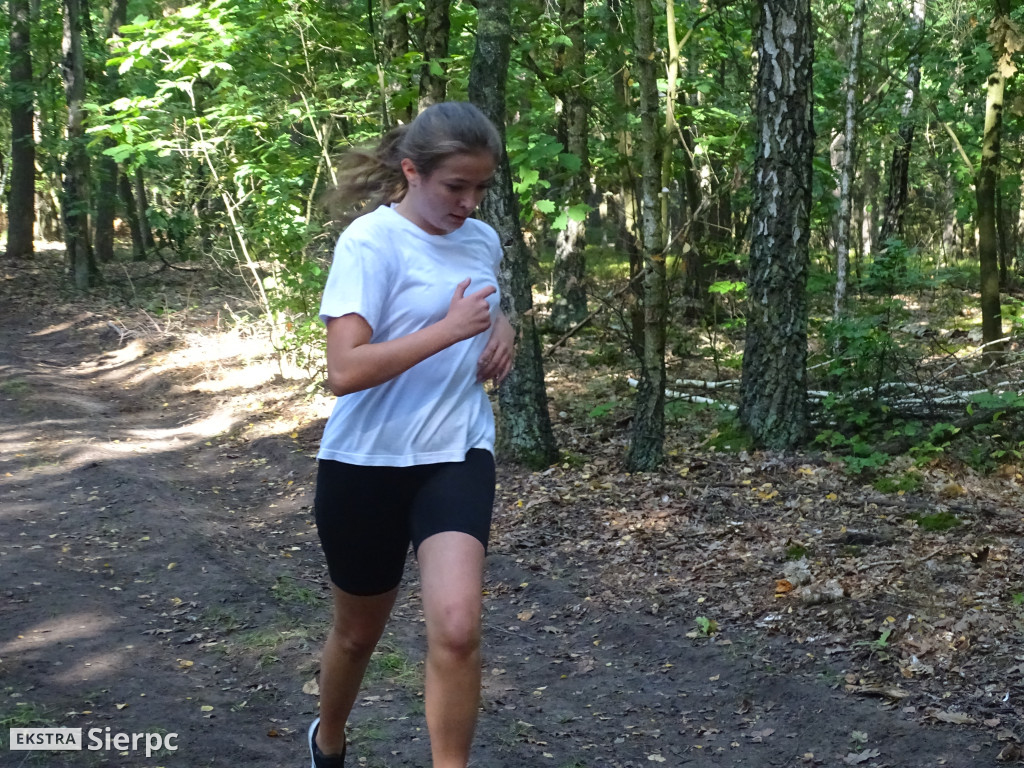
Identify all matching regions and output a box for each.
[809,243,977,473]
[580,246,630,282]
[966,390,1024,413]
[0,697,56,750]
[947,406,1024,473]
[1002,297,1024,335]
[854,626,893,654]
[708,280,745,298]
[786,544,809,560]
[85,0,383,370]
[0,700,54,731]
[664,399,715,423]
[0,379,31,396]
[559,451,588,469]
[552,202,593,231]
[366,642,420,686]
[270,575,319,607]
[509,131,561,216]
[813,428,890,474]
[910,512,961,532]
[872,471,924,494]
[691,616,718,637]
[704,415,753,453]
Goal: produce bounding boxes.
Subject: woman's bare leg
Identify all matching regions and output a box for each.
[417,531,486,768]
[315,584,398,755]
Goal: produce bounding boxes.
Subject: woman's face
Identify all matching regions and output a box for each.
[398,151,496,235]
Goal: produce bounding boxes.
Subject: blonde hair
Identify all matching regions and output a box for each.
[325,102,502,224]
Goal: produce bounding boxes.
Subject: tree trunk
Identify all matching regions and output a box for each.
[469,0,558,469]
[62,0,97,288]
[860,160,879,259]
[92,0,128,264]
[550,0,588,332]
[660,0,680,245]
[381,0,413,123]
[606,0,644,354]
[7,0,36,259]
[940,166,957,264]
[878,0,925,248]
[996,184,1010,288]
[625,0,667,472]
[738,0,814,450]
[833,0,865,322]
[134,168,155,249]
[419,0,449,110]
[1017,164,1024,274]
[92,162,117,263]
[708,59,733,251]
[679,57,705,302]
[117,169,146,260]
[976,0,1013,354]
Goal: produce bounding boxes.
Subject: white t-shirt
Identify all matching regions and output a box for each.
[317,204,503,466]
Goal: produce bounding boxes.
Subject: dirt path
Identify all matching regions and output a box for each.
[0,261,1012,767]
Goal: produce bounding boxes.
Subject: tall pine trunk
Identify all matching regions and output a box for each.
[833,0,865,322]
[605,0,644,354]
[117,172,146,260]
[134,168,155,249]
[419,0,449,110]
[625,0,667,471]
[62,0,97,287]
[550,0,588,332]
[469,0,558,469]
[976,0,1015,354]
[739,0,814,450]
[381,0,413,123]
[7,0,35,259]
[940,166,958,263]
[679,57,705,302]
[878,0,925,248]
[860,159,879,258]
[1017,164,1024,274]
[660,0,680,246]
[93,0,130,264]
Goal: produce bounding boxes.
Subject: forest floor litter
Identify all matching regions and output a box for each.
[2,251,1023,767]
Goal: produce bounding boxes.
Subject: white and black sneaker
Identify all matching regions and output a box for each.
[308,718,346,768]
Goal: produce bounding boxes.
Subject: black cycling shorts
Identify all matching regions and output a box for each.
[314,448,495,596]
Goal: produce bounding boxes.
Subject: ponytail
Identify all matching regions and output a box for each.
[324,102,502,225]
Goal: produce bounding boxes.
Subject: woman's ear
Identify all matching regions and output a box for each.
[400,157,419,186]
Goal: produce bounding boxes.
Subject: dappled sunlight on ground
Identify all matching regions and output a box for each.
[28,316,96,339]
[120,407,241,443]
[158,329,277,385]
[54,650,136,685]
[0,613,118,657]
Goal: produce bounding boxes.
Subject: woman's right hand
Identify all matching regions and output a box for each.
[445,278,495,342]
[325,278,497,397]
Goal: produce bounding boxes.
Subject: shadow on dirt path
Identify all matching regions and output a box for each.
[0,263,1008,767]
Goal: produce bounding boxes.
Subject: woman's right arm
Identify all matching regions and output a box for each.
[325,278,496,396]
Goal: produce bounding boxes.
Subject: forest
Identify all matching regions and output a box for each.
[2,0,1023,473]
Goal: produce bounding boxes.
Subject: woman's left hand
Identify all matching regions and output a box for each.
[477,313,515,386]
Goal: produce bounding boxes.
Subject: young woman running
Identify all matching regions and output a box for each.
[308,101,514,768]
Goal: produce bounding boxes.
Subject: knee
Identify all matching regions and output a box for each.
[429,611,481,661]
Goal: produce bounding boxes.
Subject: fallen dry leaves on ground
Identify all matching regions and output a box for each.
[4,252,1023,764]
[486,338,1024,756]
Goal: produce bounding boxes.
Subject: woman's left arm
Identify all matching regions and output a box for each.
[477,312,515,386]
